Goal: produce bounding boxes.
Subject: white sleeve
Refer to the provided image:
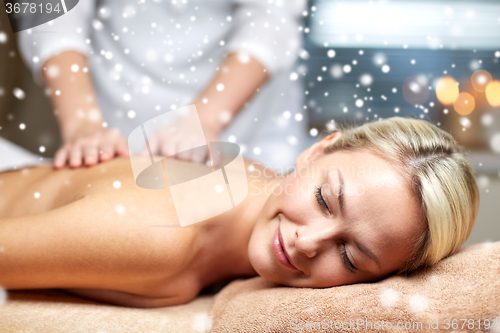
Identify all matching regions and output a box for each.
[17,0,95,86]
[225,0,306,76]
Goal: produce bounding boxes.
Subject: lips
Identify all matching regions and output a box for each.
[272,217,298,271]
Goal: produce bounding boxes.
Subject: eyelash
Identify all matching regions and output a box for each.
[314,185,330,213]
[341,244,357,273]
[315,185,356,273]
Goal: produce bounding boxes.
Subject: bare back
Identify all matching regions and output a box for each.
[0,157,263,307]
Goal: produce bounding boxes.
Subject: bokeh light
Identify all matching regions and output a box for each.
[490,133,500,153]
[435,76,459,105]
[359,73,373,86]
[453,92,475,115]
[402,75,429,105]
[471,70,492,93]
[330,64,343,79]
[485,80,500,107]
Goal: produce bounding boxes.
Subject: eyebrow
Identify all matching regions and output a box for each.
[336,168,381,270]
[337,168,345,215]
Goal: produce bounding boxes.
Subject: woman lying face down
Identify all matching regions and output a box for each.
[0,117,479,307]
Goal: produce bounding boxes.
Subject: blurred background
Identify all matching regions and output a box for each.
[0,0,499,246]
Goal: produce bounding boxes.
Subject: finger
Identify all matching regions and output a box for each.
[53,146,70,169]
[99,143,115,162]
[116,140,130,157]
[69,145,84,168]
[83,145,99,166]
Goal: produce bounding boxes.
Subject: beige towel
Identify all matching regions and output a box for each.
[0,289,214,332]
[209,241,500,332]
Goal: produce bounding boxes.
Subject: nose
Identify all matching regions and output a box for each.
[295,221,341,258]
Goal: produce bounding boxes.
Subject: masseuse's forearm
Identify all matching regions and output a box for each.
[193,52,269,134]
[42,51,105,142]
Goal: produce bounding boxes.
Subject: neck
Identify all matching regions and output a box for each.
[194,162,284,288]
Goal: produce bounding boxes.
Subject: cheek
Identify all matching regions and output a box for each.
[276,178,313,217]
[247,218,275,274]
[308,256,347,287]
[305,251,368,288]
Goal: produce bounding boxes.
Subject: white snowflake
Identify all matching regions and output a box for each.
[459,117,471,129]
[13,88,25,100]
[0,287,7,305]
[0,32,7,44]
[123,5,136,18]
[379,288,399,307]
[408,294,428,313]
[287,135,298,146]
[490,133,500,153]
[373,53,387,66]
[330,64,343,79]
[218,110,231,124]
[115,204,126,215]
[477,175,489,189]
[481,113,494,127]
[92,19,104,31]
[191,312,212,332]
[359,74,373,86]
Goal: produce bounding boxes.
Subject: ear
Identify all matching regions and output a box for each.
[295,132,342,169]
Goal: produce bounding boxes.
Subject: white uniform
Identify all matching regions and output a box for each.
[18,0,307,170]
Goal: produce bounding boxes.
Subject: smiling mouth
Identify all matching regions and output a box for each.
[279,227,298,270]
[273,216,298,271]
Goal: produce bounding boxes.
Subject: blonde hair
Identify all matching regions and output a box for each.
[324,117,479,274]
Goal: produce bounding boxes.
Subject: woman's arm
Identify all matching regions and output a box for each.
[191,52,269,136]
[146,52,269,164]
[0,189,200,304]
[41,51,129,169]
[61,286,199,308]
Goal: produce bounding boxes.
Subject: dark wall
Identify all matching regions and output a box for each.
[0,5,60,157]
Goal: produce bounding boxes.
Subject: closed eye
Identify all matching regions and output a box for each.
[341,243,357,273]
[316,184,357,273]
[315,185,330,213]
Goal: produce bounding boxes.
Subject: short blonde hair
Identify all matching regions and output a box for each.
[324,117,479,273]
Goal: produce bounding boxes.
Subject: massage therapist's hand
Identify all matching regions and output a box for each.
[145,115,221,167]
[54,123,129,169]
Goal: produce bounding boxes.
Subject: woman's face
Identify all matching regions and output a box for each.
[248,139,424,288]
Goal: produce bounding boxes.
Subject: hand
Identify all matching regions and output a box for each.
[54,124,129,169]
[145,116,221,166]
